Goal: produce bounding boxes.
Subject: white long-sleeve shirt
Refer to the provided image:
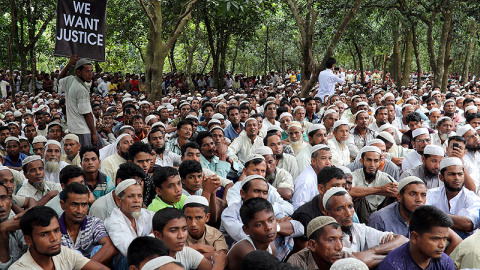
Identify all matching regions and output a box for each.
[317,69,345,102]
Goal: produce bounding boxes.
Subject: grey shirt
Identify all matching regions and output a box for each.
[347,159,400,181]
[400,164,443,189]
[368,202,409,237]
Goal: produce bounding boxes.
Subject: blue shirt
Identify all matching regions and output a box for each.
[368,202,409,237]
[378,242,455,270]
[224,123,243,141]
[3,153,28,167]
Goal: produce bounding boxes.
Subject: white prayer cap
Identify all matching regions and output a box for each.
[64,134,79,143]
[141,256,178,270]
[185,115,199,121]
[429,108,441,114]
[306,216,338,238]
[293,106,305,113]
[32,135,47,144]
[444,99,455,105]
[436,116,452,125]
[423,145,444,156]
[4,137,19,145]
[241,175,266,189]
[398,176,425,192]
[333,119,349,130]
[323,109,336,117]
[212,113,224,120]
[322,187,348,209]
[18,136,28,141]
[157,105,166,111]
[116,133,133,144]
[45,140,61,149]
[351,95,361,100]
[367,139,385,146]
[456,124,475,137]
[379,123,394,132]
[116,179,139,195]
[179,102,190,109]
[244,154,265,164]
[330,258,369,270]
[412,128,429,139]
[405,97,417,103]
[310,144,330,157]
[252,146,274,156]
[7,122,19,127]
[336,165,351,175]
[208,119,221,126]
[356,101,369,108]
[145,115,157,124]
[0,166,9,172]
[440,157,463,170]
[383,92,394,100]
[465,105,478,113]
[354,110,368,119]
[308,124,326,134]
[151,122,166,129]
[263,101,275,109]
[431,90,441,96]
[13,111,22,118]
[267,125,282,133]
[245,118,257,125]
[402,104,414,110]
[288,121,302,130]
[377,131,395,144]
[184,195,209,207]
[279,112,293,120]
[22,155,42,167]
[359,146,381,155]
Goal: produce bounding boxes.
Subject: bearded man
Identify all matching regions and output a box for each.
[101,134,134,181]
[287,121,309,155]
[44,140,68,184]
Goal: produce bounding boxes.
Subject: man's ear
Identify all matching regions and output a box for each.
[308,239,317,252]
[60,200,66,211]
[317,184,326,195]
[24,235,33,247]
[155,187,162,196]
[205,213,211,223]
[153,231,162,239]
[439,174,444,183]
[421,156,426,164]
[242,225,249,236]
[240,189,246,200]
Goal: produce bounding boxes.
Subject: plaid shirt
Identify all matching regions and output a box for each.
[165,137,182,155]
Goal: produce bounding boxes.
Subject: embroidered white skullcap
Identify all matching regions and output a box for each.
[151,122,166,129]
[440,157,463,170]
[398,176,425,192]
[354,110,368,119]
[244,154,265,164]
[323,109,336,117]
[333,119,349,130]
[18,136,28,141]
[116,179,139,195]
[330,258,369,270]
[423,145,444,156]
[306,216,338,238]
[45,140,61,149]
[263,101,275,109]
[360,146,381,155]
[293,106,305,113]
[22,155,42,167]
[436,116,452,125]
[383,92,394,100]
[64,134,79,143]
[402,104,414,110]
[212,113,224,120]
[356,101,369,108]
[279,112,293,120]
[141,256,178,270]
[367,139,385,146]
[412,128,429,139]
[379,123,394,132]
[456,124,475,137]
[308,124,326,134]
[178,102,190,109]
[7,122,19,127]
[245,118,257,125]
[32,135,47,144]
[465,105,478,113]
[267,125,282,133]
[186,115,199,121]
[145,115,157,124]
[336,165,352,175]
[310,144,330,157]
[431,90,441,96]
[405,97,417,103]
[252,146,273,156]
[13,111,22,118]
[429,108,441,114]
[4,137,19,145]
[116,133,133,144]
[351,95,361,100]
[241,175,267,189]
[377,131,395,144]
[208,119,221,126]
[288,121,302,130]
[322,187,348,209]
[184,195,209,207]
[139,100,149,106]
[444,99,455,105]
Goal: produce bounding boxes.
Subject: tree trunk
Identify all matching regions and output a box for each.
[412,24,422,89]
[231,40,239,75]
[462,21,477,83]
[353,41,365,85]
[382,54,388,83]
[392,18,401,85]
[349,45,357,69]
[435,10,453,92]
[169,40,177,73]
[441,15,454,92]
[401,29,413,87]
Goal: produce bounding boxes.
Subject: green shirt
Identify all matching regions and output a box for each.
[147,194,187,212]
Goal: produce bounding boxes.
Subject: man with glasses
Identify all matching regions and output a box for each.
[402,128,432,172]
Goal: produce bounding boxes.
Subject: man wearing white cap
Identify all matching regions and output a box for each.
[323,187,408,267]
[430,116,454,149]
[286,121,309,155]
[400,145,444,189]
[17,155,62,201]
[105,180,155,258]
[327,120,350,167]
[445,135,480,192]
[427,157,480,236]
[101,134,134,181]
[60,134,81,166]
[227,118,263,164]
[459,124,480,174]
[322,109,339,135]
[402,128,432,171]
[350,146,398,223]
[291,145,332,210]
[347,110,378,159]
[42,140,68,184]
[295,124,328,173]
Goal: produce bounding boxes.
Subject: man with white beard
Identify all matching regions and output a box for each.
[43,140,68,184]
[430,116,455,150]
[287,121,309,155]
[16,155,62,201]
[105,179,154,259]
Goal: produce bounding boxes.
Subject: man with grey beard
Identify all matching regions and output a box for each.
[43,140,68,184]
[16,155,62,201]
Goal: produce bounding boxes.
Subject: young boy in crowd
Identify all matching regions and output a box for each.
[183,195,228,258]
[148,166,187,212]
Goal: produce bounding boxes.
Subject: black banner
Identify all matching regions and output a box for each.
[54,0,107,61]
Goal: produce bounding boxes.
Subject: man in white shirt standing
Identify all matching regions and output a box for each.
[317,57,345,102]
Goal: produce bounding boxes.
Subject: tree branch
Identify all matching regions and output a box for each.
[136,0,157,33]
[165,0,200,49]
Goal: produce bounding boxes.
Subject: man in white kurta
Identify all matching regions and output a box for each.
[227,118,264,164]
[16,155,62,201]
[402,128,431,172]
[327,120,350,166]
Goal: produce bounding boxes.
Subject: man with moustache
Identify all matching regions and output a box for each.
[148,127,181,167]
[17,155,62,201]
[101,134,134,181]
[327,120,350,167]
[43,140,68,184]
[263,132,299,179]
[426,157,480,237]
[348,110,377,159]
[400,145,445,189]
[58,183,116,265]
[224,106,243,141]
[227,118,264,164]
[287,121,309,155]
[458,124,480,173]
[402,128,432,172]
[295,124,328,173]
